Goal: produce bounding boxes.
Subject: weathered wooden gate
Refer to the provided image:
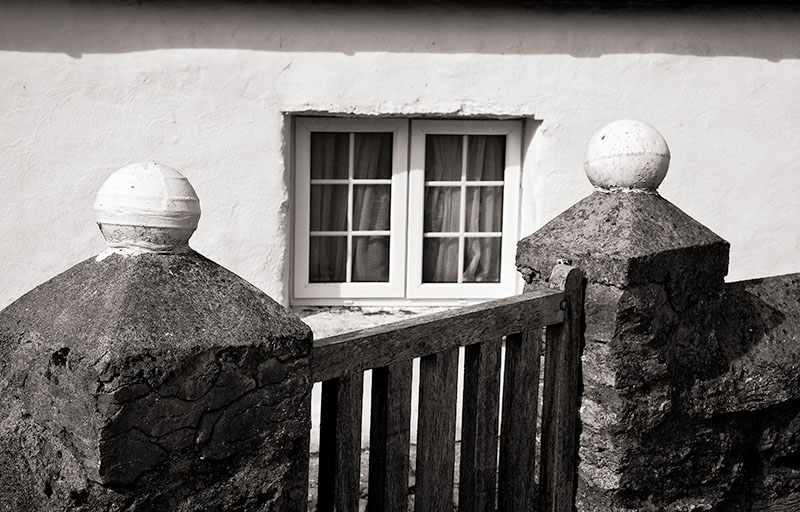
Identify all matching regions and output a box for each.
[310,264,585,512]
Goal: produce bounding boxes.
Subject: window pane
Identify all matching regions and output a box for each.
[422,237,459,283]
[424,187,460,232]
[311,132,349,179]
[309,236,347,282]
[354,133,392,179]
[353,185,391,231]
[310,185,348,231]
[352,236,390,282]
[463,237,501,283]
[465,186,503,232]
[467,135,506,181]
[425,134,462,181]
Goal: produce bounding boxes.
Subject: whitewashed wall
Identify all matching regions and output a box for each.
[1,2,799,309]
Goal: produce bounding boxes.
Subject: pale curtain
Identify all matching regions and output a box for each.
[463,135,504,282]
[309,132,348,282]
[309,131,503,285]
[422,134,504,283]
[423,135,462,282]
[309,132,392,283]
[352,133,392,282]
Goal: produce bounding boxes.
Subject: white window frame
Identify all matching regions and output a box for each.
[407,119,522,300]
[293,117,409,302]
[292,117,522,306]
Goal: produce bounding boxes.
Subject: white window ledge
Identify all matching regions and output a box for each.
[293,305,455,339]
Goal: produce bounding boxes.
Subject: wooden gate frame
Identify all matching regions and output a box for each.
[310,264,585,512]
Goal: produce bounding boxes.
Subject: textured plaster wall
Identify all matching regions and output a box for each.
[1,2,799,309]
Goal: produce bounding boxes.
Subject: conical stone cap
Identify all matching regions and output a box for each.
[517,121,729,294]
[516,192,729,288]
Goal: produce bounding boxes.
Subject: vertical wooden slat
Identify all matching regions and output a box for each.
[459,339,502,512]
[539,267,585,512]
[316,374,364,512]
[337,374,364,512]
[367,360,413,512]
[554,267,584,512]
[317,380,338,512]
[539,323,562,512]
[415,347,460,512]
[498,329,543,512]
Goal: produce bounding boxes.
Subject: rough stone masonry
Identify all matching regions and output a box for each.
[0,162,313,511]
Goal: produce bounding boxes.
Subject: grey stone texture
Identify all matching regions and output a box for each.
[0,251,313,512]
[518,190,800,511]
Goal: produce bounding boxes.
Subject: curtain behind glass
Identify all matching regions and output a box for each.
[422,134,504,283]
[308,132,392,283]
[352,133,392,282]
[423,135,462,282]
[464,135,504,282]
[309,133,348,282]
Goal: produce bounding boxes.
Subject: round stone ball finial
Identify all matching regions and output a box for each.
[584,119,671,192]
[94,161,201,253]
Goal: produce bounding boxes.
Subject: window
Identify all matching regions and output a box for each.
[293,117,521,305]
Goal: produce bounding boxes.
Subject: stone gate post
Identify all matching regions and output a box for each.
[516,120,732,510]
[0,162,313,511]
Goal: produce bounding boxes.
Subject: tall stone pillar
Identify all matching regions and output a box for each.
[517,121,732,510]
[0,162,313,511]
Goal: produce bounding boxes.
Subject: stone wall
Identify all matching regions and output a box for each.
[570,272,800,512]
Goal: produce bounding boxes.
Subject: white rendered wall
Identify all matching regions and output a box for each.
[1,2,799,310]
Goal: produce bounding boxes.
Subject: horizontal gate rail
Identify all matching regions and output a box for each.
[311,286,564,383]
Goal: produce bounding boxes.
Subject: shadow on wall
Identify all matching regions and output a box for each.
[612,273,800,509]
[0,1,799,61]
[689,274,800,415]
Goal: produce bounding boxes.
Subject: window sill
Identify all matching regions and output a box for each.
[293,305,457,339]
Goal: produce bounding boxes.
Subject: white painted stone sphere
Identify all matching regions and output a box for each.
[584,119,671,191]
[94,161,201,252]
